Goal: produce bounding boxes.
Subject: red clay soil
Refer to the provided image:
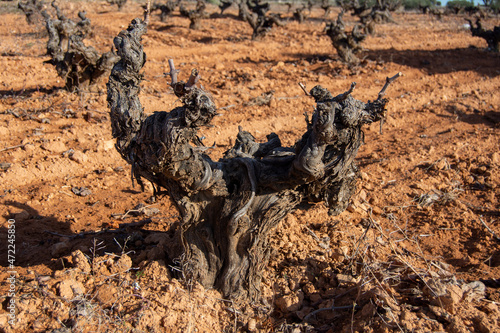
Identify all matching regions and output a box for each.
[0,1,499,332]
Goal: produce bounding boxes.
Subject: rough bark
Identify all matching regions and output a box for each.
[107,17,400,301]
[240,0,285,40]
[42,2,119,91]
[179,0,208,30]
[149,0,180,22]
[18,0,44,24]
[326,11,366,66]
[339,0,398,35]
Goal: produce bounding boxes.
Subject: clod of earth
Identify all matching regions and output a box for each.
[107,16,400,301]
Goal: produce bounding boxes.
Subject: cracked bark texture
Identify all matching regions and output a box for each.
[180,0,208,30]
[108,17,396,301]
[42,2,119,91]
[18,0,44,24]
[240,0,285,40]
[326,11,366,66]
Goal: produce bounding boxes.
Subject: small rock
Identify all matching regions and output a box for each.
[97,139,115,152]
[0,126,10,137]
[336,273,360,286]
[438,284,463,314]
[434,158,449,170]
[95,284,118,307]
[41,141,67,153]
[72,186,92,197]
[51,241,70,257]
[23,144,35,152]
[0,162,11,171]
[275,291,303,312]
[492,152,500,164]
[462,281,486,302]
[0,313,10,328]
[331,247,346,263]
[482,302,499,314]
[113,254,132,273]
[58,279,85,299]
[14,210,30,221]
[72,250,91,273]
[142,260,171,282]
[143,206,160,217]
[69,150,88,164]
[247,318,257,332]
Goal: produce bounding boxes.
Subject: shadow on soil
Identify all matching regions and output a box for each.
[0,87,62,99]
[366,47,500,77]
[0,200,171,270]
[442,105,500,127]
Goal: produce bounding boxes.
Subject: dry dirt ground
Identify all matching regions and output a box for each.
[0,1,499,332]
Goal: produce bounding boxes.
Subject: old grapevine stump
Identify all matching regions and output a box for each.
[326,11,367,66]
[42,2,119,91]
[107,17,400,301]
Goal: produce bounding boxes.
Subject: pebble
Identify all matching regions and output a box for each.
[275,291,303,312]
[71,186,92,197]
[58,279,85,299]
[72,250,91,273]
[247,318,256,332]
[95,284,118,307]
[492,152,500,164]
[0,126,10,137]
[51,241,70,257]
[113,254,132,273]
[41,141,67,153]
[372,206,383,215]
[97,139,115,152]
[14,210,30,221]
[69,150,88,164]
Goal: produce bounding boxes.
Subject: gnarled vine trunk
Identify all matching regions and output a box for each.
[42,2,119,91]
[179,0,208,30]
[326,11,367,66]
[107,16,400,301]
[18,0,44,24]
